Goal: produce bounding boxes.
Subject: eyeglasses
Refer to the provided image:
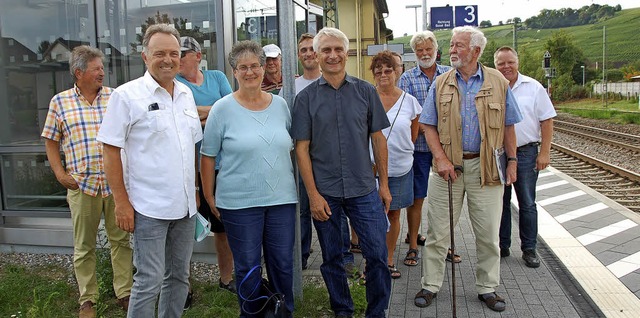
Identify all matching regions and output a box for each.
[236,64,263,73]
[181,50,194,58]
[374,69,394,77]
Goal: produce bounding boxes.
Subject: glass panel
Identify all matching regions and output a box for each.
[1,153,68,210]
[0,0,93,147]
[236,0,277,45]
[96,0,223,87]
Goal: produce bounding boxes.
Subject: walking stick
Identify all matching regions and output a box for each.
[448,166,463,318]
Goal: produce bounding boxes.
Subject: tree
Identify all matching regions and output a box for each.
[130,11,206,53]
[480,40,499,67]
[544,30,586,82]
[479,20,492,28]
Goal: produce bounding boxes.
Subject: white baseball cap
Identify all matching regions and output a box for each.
[263,44,281,58]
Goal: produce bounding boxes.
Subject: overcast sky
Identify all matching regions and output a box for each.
[386,0,640,36]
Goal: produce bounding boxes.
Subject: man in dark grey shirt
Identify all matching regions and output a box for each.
[291,27,391,318]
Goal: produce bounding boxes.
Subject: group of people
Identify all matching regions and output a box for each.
[42,21,555,318]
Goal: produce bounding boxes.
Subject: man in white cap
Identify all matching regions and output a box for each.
[261,43,283,94]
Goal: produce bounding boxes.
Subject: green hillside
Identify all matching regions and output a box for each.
[390,7,640,69]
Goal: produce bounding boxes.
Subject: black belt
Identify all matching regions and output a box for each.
[518,142,540,150]
[462,153,480,159]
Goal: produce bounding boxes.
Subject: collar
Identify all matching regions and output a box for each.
[318,74,356,87]
[455,62,484,82]
[142,71,188,96]
[73,84,104,102]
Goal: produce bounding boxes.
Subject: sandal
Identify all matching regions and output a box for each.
[404,233,426,246]
[350,242,362,253]
[414,289,437,308]
[388,264,401,279]
[446,248,462,263]
[403,248,420,266]
[478,292,506,312]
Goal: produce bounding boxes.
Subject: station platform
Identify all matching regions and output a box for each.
[302,167,640,317]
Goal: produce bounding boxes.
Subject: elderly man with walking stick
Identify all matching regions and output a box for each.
[413,26,522,313]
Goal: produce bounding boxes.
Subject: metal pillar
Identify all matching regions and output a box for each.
[278,0,302,299]
[323,0,339,27]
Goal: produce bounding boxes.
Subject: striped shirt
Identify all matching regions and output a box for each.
[41,85,112,197]
[398,64,451,152]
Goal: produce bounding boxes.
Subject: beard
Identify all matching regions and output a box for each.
[418,57,435,69]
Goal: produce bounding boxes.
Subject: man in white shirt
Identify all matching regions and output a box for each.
[494,46,556,268]
[97,24,202,317]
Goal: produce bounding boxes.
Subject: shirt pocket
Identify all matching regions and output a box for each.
[147,109,170,133]
[487,103,504,129]
[438,93,453,142]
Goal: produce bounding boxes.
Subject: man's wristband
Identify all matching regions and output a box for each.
[507,157,518,162]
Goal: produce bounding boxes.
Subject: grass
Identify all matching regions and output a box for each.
[0,255,367,318]
[555,98,640,124]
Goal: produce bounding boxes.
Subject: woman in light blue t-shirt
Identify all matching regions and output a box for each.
[200,40,297,317]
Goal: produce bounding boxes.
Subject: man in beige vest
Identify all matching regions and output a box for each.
[413,26,522,313]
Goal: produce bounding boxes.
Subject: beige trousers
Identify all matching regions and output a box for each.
[420,157,504,295]
[67,189,133,304]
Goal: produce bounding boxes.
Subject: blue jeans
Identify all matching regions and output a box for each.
[219,204,296,317]
[500,144,539,251]
[301,181,353,267]
[313,190,390,318]
[128,212,194,318]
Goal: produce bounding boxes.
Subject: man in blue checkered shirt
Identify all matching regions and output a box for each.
[398,31,452,267]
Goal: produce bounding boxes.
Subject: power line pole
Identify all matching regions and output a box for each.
[406,5,421,33]
[603,26,608,107]
[423,0,428,30]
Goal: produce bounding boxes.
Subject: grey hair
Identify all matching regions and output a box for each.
[493,46,519,65]
[313,27,349,52]
[142,24,180,54]
[69,45,104,78]
[410,31,438,52]
[228,40,266,69]
[452,26,487,58]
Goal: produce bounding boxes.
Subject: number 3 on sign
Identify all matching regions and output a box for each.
[455,5,478,26]
[463,6,475,23]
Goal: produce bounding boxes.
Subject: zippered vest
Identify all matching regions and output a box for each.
[434,64,509,186]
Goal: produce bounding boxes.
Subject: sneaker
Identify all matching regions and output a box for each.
[219,279,237,294]
[500,247,511,258]
[522,249,540,268]
[79,301,96,318]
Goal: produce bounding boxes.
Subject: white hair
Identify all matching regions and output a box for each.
[313,27,349,52]
[452,26,487,58]
[410,31,438,52]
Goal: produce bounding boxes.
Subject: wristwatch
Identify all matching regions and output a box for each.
[507,157,518,162]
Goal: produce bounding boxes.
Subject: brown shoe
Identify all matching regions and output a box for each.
[79,301,96,318]
[116,295,130,311]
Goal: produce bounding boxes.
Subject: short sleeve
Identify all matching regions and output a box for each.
[97,90,131,148]
[419,81,438,126]
[41,97,62,141]
[291,89,311,140]
[215,71,233,97]
[535,84,556,121]
[200,101,224,157]
[367,84,390,133]
[504,88,523,126]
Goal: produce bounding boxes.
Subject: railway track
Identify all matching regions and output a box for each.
[550,142,640,212]
[554,120,640,153]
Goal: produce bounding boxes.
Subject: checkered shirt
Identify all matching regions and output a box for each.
[398,64,451,152]
[41,85,113,197]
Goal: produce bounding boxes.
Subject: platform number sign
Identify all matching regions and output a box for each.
[454,5,478,27]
